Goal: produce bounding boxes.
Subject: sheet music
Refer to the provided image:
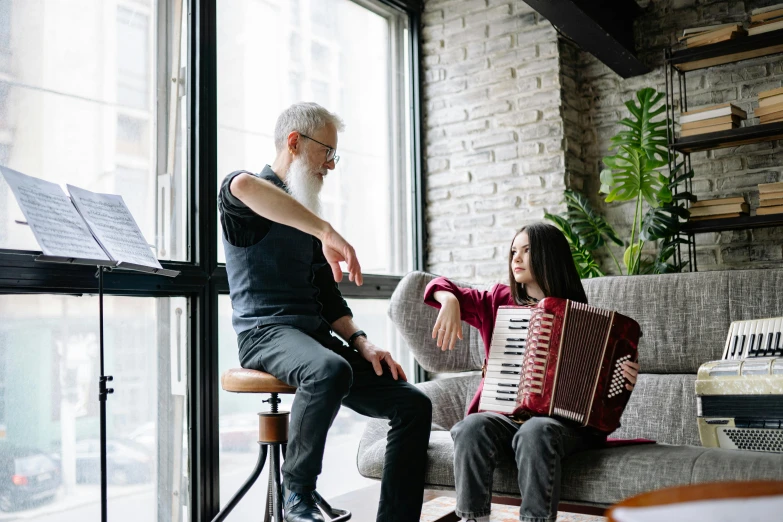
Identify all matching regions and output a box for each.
[0,167,110,261]
[67,185,162,269]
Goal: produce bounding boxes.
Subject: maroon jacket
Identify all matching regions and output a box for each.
[424,276,515,416]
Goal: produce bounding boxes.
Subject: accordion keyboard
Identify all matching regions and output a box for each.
[479,307,533,414]
[723,317,783,359]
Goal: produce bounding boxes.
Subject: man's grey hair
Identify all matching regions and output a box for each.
[274,102,345,152]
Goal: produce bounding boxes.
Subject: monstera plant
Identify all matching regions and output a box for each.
[545,190,621,279]
[546,87,692,276]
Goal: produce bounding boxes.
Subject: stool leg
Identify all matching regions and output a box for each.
[211,443,268,522]
[270,444,284,521]
[264,475,273,522]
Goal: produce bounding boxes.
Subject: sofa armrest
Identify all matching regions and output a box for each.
[418,375,481,431]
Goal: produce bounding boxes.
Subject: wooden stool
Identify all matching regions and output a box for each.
[212,369,351,522]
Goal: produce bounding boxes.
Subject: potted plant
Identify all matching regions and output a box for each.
[546,87,693,276]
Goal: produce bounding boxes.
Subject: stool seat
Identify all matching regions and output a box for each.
[221,368,297,394]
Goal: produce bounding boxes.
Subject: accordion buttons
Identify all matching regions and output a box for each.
[608,355,632,398]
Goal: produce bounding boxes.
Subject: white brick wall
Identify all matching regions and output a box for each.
[422,0,569,283]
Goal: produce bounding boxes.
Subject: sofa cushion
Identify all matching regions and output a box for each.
[358,425,783,507]
[612,374,700,447]
[582,272,731,374]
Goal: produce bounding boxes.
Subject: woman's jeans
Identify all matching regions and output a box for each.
[451,412,605,522]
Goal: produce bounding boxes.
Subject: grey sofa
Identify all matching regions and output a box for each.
[357,269,783,508]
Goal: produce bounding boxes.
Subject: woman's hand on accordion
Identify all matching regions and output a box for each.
[622,360,640,391]
[432,291,463,351]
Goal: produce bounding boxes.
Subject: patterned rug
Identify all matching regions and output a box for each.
[421,496,607,522]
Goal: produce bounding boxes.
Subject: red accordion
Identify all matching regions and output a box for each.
[478,298,641,433]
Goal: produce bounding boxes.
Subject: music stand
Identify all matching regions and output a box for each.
[34,255,179,522]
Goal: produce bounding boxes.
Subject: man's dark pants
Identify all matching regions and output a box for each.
[238,324,432,522]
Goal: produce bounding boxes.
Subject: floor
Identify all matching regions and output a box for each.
[330,484,606,521]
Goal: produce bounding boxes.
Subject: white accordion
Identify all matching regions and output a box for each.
[696,316,783,453]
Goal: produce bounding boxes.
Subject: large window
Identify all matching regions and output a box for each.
[0,0,193,520]
[0,0,188,262]
[216,0,414,275]
[0,295,188,521]
[0,1,422,520]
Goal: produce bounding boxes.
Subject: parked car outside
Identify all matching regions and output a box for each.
[0,444,61,512]
[74,439,153,485]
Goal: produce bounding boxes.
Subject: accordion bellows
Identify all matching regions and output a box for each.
[478,298,641,433]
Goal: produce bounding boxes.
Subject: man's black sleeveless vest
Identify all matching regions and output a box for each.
[223,169,327,334]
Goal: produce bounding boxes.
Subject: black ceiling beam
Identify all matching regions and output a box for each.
[523,0,650,79]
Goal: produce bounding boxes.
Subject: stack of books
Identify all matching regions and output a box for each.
[748,4,783,35]
[755,87,783,124]
[679,23,747,47]
[689,197,749,221]
[679,103,747,137]
[757,182,783,215]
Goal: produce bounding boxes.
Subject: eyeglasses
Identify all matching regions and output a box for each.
[299,133,340,164]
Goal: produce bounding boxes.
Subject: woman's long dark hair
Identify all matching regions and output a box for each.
[509,222,588,305]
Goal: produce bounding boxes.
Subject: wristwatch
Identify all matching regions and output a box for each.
[347,330,367,348]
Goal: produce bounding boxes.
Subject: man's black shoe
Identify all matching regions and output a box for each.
[283,489,324,522]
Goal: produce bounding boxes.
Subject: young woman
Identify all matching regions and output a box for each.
[424,222,640,522]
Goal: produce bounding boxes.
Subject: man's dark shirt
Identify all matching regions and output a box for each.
[218,166,352,327]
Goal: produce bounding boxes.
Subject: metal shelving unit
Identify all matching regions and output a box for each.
[664,28,783,271]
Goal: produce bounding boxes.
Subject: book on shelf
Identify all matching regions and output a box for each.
[751,6,783,23]
[0,166,177,276]
[759,108,783,122]
[754,102,783,117]
[686,25,746,47]
[760,86,783,99]
[679,103,748,124]
[690,212,745,221]
[760,189,783,200]
[689,203,750,217]
[758,181,783,193]
[690,196,747,208]
[756,205,783,215]
[751,4,783,16]
[681,114,743,130]
[679,24,745,47]
[680,122,737,137]
[680,23,742,38]
[759,93,783,107]
[748,19,783,35]
[759,197,783,207]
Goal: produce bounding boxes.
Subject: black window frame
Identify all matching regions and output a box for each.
[0,0,425,519]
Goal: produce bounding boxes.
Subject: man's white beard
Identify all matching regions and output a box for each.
[286,156,323,215]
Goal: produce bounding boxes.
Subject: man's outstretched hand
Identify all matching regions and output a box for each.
[321,226,363,286]
[356,339,407,381]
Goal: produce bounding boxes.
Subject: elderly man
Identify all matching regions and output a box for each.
[218,102,432,522]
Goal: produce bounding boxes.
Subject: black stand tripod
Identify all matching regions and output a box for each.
[33,257,116,522]
[97,266,112,522]
[34,256,177,522]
